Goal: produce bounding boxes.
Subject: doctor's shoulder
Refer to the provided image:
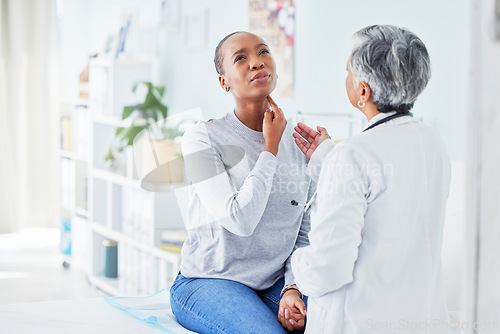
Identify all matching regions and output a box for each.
[322,139,370,171]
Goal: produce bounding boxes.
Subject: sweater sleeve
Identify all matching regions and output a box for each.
[182,123,277,236]
[291,144,368,297]
[284,179,315,287]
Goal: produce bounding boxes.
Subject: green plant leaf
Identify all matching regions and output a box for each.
[121,106,136,120]
[132,81,139,93]
[154,85,166,97]
[115,127,126,136]
[104,147,114,162]
[159,104,168,119]
[144,89,159,107]
[105,81,170,165]
[123,125,145,146]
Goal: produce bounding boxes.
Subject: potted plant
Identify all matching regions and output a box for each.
[105,81,185,183]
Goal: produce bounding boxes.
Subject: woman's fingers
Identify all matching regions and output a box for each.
[293,134,313,158]
[263,108,273,123]
[267,95,278,111]
[295,122,319,143]
[317,125,331,139]
[292,132,310,146]
[267,95,284,119]
[279,309,294,331]
[294,128,315,145]
[293,299,307,317]
[294,136,310,153]
[279,303,306,331]
[297,122,318,136]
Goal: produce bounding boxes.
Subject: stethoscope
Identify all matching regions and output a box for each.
[291,112,412,212]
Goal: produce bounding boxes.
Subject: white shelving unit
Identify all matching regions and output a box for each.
[58,59,187,297]
[58,99,92,272]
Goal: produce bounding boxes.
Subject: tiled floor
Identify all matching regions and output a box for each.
[0,228,100,305]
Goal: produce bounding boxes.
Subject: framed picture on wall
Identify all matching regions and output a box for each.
[184,9,208,51]
[249,0,295,98]
[161,0,181,32]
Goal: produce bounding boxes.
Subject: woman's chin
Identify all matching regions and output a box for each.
[245,89,275,101]
[260,85,276,98]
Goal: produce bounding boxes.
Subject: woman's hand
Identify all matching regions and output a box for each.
[293,122,330,159]
[278,289,307,331]
[263,95,287,156]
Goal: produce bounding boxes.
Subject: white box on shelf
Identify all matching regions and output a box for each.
[73,105,90,159]
[89,59,152,119]
[60,158,75,209]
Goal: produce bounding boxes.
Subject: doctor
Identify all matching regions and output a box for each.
[291,25,451,333]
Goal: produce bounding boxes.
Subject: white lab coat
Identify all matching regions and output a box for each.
[292,113,451,334]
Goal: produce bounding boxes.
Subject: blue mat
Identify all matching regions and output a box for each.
[103,290,195,334]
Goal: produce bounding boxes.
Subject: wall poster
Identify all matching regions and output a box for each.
[249,0,295,98]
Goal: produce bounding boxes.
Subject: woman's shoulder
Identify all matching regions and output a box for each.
[181,113,234,154]
[183,113,229,139]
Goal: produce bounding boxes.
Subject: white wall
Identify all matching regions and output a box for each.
[465,0,500,331]
[57,0,90,99]
[58,0,469,162]
[294,0,469,162]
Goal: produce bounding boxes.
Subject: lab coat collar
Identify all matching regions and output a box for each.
[362,111,412,132]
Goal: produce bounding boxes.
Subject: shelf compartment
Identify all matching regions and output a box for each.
[75,159,89,212]
[88,274,120,296]
[111,184,123,232]
[92,177,107,226]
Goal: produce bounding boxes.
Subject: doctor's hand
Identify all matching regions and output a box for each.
[263,95,287,156]
[293,122,330,160]
[278,289,307,331]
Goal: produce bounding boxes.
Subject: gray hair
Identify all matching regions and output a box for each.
[348,25,431,114]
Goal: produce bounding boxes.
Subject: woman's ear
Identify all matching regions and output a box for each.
[219,75,228,92]
[359,81,372,102]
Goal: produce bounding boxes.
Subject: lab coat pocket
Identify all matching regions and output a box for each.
[305,291,346,334]
[305,297,328,334]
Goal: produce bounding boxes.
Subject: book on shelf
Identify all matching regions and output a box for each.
[159,243,182,253]
[71,216,90,270]
[60,158,75,208]
[73,105,90,158]
[122,187,156,246]
[89,65,110,115]
[60,219,72,256]
[60,116,72,151]
[159,229,187,254]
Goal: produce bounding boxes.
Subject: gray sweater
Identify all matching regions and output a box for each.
[179,110,315,290]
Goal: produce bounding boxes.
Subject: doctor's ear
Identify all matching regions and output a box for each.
[359,82,372,99]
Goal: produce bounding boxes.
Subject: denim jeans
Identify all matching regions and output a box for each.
[170,274,305,334]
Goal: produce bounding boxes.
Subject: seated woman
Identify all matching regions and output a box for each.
[291,25,451,333]
[170,31,314,333]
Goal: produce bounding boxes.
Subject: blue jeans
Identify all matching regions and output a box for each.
[170,274,306,334]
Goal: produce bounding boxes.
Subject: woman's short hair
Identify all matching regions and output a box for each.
[214,31,242,75]
[348,25,431,114]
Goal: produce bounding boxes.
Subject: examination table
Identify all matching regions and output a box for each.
[0,290,195,334]
[0,294,460,333]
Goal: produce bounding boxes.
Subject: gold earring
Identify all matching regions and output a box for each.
[225,87,230,92]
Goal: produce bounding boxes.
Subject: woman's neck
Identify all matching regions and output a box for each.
[233,98,269,132]
[361,102,381,122]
